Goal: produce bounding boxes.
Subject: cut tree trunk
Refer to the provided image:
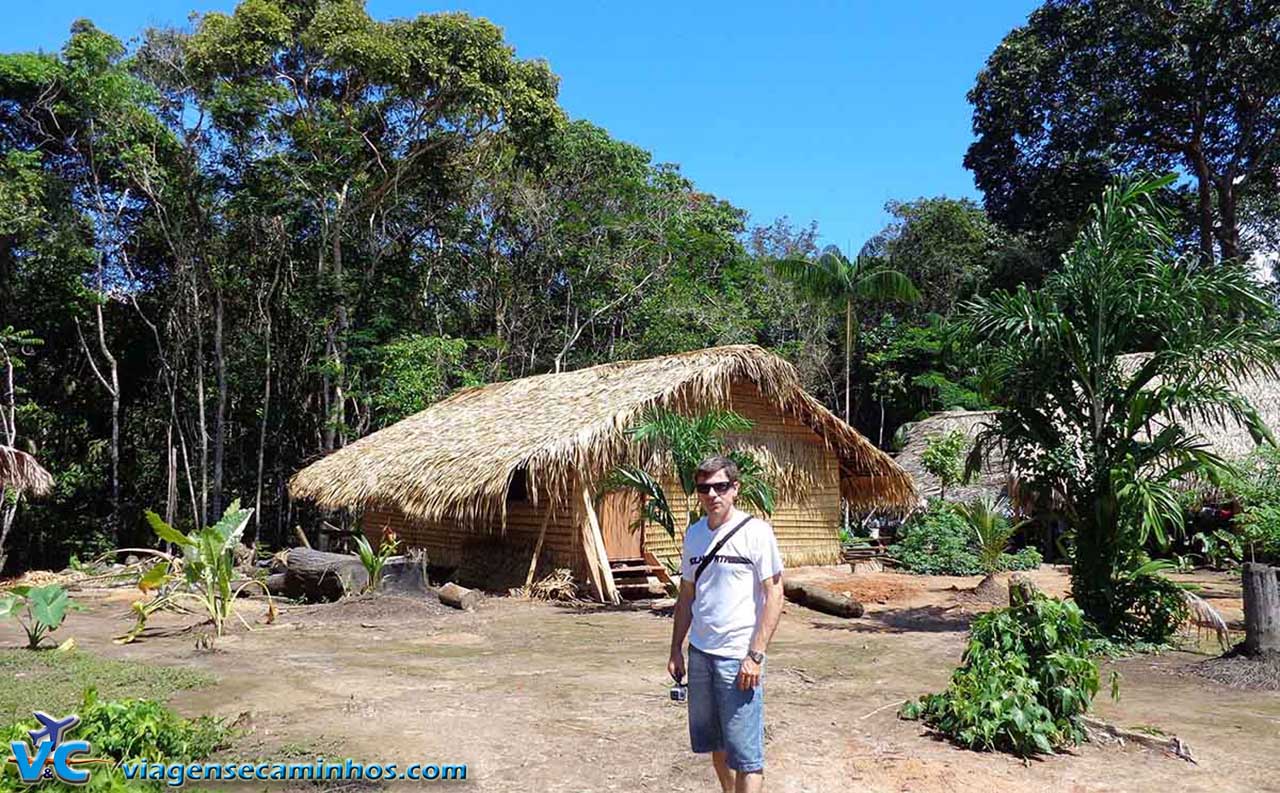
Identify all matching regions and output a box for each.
[1008,572,1041,606]
[283,548,367,602]
[438,582,481,611]
[1242,562,1280,656]
[784,581,864,618]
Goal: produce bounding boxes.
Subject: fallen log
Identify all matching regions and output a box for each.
[784,581,864,618]
[283,548,368,602]
[438,582,481,611]
[1080,716,1196,763]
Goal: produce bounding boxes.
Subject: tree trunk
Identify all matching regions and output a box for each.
[253,284,275,547]
[211,287,226,520]
[438,582,481,611]
[282,547,368,602]
[1188,145,1216,264]
[844,298,853,424]
[1242,562,1280,656]
[783,580,864,618]
[1216,178,1240,262]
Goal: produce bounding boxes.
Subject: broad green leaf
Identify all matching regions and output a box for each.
[139,561,172,592]
[146,509,193,547]
[27,584,70,629]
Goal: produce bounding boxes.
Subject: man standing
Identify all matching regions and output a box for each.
[668,455,784,793]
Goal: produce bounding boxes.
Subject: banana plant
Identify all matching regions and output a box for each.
[0,583,84,649]
[118,500,273,644]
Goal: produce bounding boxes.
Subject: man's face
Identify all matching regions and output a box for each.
[695,469,739,521]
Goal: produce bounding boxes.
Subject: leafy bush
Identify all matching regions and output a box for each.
[0,584,84,649]
[920,430,968,499]
[1110,563,1189,645]
[900,593,1099,756]
[893,501,1041,576]
[0,691,230,792]
[76,688,229,761]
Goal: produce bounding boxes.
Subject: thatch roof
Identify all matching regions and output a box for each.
[290,345,916,523]
[1114,353,1280,461]
[0,446,53,497]
[893,360,1280,505]
[893,410,1006,503]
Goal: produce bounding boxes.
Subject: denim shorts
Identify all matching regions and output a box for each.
[687,645,765,772]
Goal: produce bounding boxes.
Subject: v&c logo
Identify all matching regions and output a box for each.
[6,711,108,785]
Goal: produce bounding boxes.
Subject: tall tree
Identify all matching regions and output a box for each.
[967,0,1280,264]
[964,174,1280,636]
[773,246,919,423]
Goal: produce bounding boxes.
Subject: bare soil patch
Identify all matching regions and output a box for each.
[0,566,1274,793]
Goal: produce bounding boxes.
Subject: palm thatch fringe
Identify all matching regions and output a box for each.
[0,446,53,497]
[290,345,916,526]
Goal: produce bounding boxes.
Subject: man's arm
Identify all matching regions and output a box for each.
[667,578,695,683]
[737,572,783,690]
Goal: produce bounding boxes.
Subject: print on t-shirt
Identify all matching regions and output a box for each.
[680,509,783,659]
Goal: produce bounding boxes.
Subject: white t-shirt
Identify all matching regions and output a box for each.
[680,509,784,659]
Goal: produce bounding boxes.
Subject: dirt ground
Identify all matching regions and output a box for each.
[2,565,1277,793]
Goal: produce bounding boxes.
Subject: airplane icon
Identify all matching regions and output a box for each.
[27,712,80,749]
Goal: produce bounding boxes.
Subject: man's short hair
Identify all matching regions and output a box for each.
[695,455,740,483]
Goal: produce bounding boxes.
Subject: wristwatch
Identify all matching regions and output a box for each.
[746,650,765,664]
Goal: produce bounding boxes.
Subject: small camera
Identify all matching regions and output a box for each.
[669,683,688,703]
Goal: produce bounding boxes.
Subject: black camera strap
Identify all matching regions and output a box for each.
[693,514,754,587]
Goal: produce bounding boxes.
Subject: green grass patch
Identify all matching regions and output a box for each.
[0,650,213,725]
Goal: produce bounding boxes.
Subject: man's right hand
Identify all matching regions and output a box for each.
[667,650,685,684]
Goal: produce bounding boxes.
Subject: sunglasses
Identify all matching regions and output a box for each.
[695,481,735,495]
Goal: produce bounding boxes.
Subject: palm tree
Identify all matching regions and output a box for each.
[955,494,1027,591]
[773,246,919,424]
[963,174,1280,636]
[604,407,776,538]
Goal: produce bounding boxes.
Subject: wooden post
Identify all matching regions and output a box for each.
[524,506,553,589]
[579,483,620,604]
[1243,562,1280,656]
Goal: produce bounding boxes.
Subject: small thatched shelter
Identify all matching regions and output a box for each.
[893,410,1006,504]
[895,361,1280,507]
[0,446,53,497]
[290,345,916,600]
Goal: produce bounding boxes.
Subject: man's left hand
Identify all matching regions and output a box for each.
[737,656,762,690]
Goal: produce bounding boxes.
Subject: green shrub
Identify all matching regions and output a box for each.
[77,688,229,762]
[900,593,1099,756]
[893,501,1042,576]
[1110,565,1189,645]
[0,691,230,792]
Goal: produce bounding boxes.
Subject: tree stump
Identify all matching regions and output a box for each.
[283,548,368,602]
[438,582,481,611]
[1007,572,1041,607]
[1242,563,1280,656]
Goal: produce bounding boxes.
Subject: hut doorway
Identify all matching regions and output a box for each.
[598,491,644,559]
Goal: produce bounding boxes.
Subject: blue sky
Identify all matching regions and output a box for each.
[3,1,1040,251]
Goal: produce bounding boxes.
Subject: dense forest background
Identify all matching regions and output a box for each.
[2,0,1277,572]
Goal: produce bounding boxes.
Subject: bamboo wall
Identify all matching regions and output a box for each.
[361,489,591,584]
[643,380,843,569]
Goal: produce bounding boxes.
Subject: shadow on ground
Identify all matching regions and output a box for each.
[812,605,974,634]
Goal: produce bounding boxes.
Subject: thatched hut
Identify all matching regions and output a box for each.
[893,410,1006,504]
[289,345,916,601]
[0,446,53,497]
[894,362,1280,506]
